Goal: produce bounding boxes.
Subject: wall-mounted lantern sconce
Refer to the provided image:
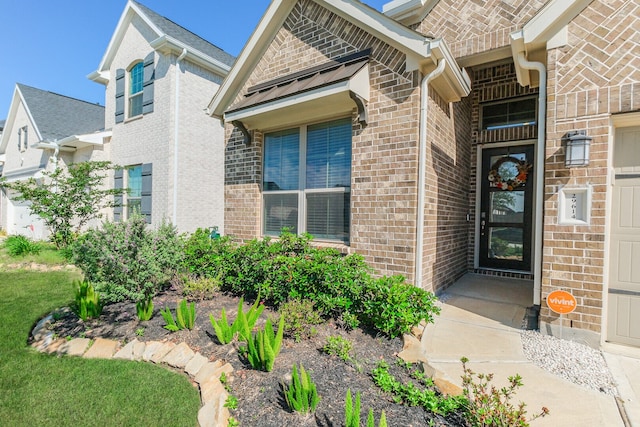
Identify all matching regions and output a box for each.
[563,130,592,168]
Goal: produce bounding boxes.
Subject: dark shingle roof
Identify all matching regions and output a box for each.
[17,84,105,142]
[131,1,236,68]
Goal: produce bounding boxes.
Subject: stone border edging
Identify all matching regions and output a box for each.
[30,315,233,427]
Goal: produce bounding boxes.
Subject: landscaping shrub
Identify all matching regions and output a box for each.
[182,228,235,279]
[71,280,103,321]
[4,235,41,256]
[72,216,183,303]
[186,230,440,337]
[279,298,323,342]
[181,274,221,301]
[361,275,441,338]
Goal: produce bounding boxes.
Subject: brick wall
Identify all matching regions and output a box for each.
[414,0,546,59]
[541,0,640,334]
[223,0,470,291]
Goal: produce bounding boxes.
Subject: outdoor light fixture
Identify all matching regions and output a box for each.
[563,130,592,167]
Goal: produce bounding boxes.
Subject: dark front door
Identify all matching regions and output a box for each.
[479,145,534,271]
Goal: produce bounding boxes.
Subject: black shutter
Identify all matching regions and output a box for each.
[141,163,152,223]
[142,52,154,114]
[115,68,125,123]
[114,169,123,222]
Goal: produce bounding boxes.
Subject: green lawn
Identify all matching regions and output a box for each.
[0,270,201,427]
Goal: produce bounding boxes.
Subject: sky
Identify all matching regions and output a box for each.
[0,0,390,121]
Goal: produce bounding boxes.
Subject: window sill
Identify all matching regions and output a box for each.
[308,239,351,255]
[123,114,144,124]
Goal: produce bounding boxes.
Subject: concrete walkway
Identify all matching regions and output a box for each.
[403,274,637,427]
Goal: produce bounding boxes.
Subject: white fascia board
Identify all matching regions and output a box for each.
[0,154,6,163]
[87,70,110,85]
[382,0,439,26]
[55,130,112,149]
[2,165,45,182]
[208,0,432,118]
[321,0,431,60]
[150,36,231,77]
[523,0,592,49]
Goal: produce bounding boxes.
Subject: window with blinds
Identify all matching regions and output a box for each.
[263,118,351,243]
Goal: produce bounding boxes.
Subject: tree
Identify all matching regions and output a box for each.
[1,161,124,248]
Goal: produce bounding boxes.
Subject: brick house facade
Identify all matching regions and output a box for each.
[209,0,640,348]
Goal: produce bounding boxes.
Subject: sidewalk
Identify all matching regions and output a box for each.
[419,274,634,427]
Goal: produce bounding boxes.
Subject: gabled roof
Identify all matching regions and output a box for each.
[0,84,105,155]
[207,0,470,119]
[89,0,235,84]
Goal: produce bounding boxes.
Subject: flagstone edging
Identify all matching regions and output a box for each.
[30,315,232,427]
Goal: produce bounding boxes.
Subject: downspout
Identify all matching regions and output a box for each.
[173,48,188,224]
[515,51,546,306]
[415,59,446,289]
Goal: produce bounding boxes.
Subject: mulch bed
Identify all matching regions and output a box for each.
[44,288,467,426]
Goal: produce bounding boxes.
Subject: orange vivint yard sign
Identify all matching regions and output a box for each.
[546,290,577,314]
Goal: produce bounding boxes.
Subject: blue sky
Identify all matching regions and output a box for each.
[0,0,389,120]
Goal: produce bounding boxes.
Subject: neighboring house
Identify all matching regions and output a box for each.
[89,0,235,231]
[0,83,107,239]
[208,0,640,349]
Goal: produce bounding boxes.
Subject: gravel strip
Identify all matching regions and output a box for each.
[520,330,617,396]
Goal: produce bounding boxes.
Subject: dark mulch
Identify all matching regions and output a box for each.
[45,288,467,427]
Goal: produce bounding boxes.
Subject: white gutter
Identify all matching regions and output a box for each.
[515,51,546,306]
[415,58,446,289]
[173,48,188,224]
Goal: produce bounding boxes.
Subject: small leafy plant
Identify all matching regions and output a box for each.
[279,298,323,342]
[224,394,239,410]
[460,357,549,426]
[136,296,154,321]
[322,335,353,362]
[371,360,465,415]
[161,299,196,331]
[72,280,103,321]
[243,316,284,372]
[210,296,264,344]
[345,389,388,427]
[182,274,220,301]
[283,363,320,413]
[5,235,42,256]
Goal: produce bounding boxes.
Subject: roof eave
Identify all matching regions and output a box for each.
[150,35,231,77]
[382,0,439,26]
[511,0,592,86]
[207,0,434,118]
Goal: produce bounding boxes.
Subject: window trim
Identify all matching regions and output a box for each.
[480,95,538,131]
[128,61,144,118]
[124,164,143,219]
[262,118,352,243]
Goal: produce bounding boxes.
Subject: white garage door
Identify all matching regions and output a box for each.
[7,198,46,240]
[608,126,640,347]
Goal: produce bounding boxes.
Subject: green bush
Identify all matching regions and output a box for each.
[322,335,353,362]
[283,363,320,413]
[72,216,183,303]
[71,280,103,321]
[279,299,323,342]
[209,296,264,344]
[136,296,154,321]
[4,235,41,256]
[242,316,284,372]
[161,299,196,331]
[182,229,235,279]
[362,275,440,338]
[181,274,221,301]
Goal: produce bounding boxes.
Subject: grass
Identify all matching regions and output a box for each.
[0,241,69,266]
[0,268,201,426]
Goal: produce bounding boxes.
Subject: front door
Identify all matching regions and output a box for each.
[479,145,534,271]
